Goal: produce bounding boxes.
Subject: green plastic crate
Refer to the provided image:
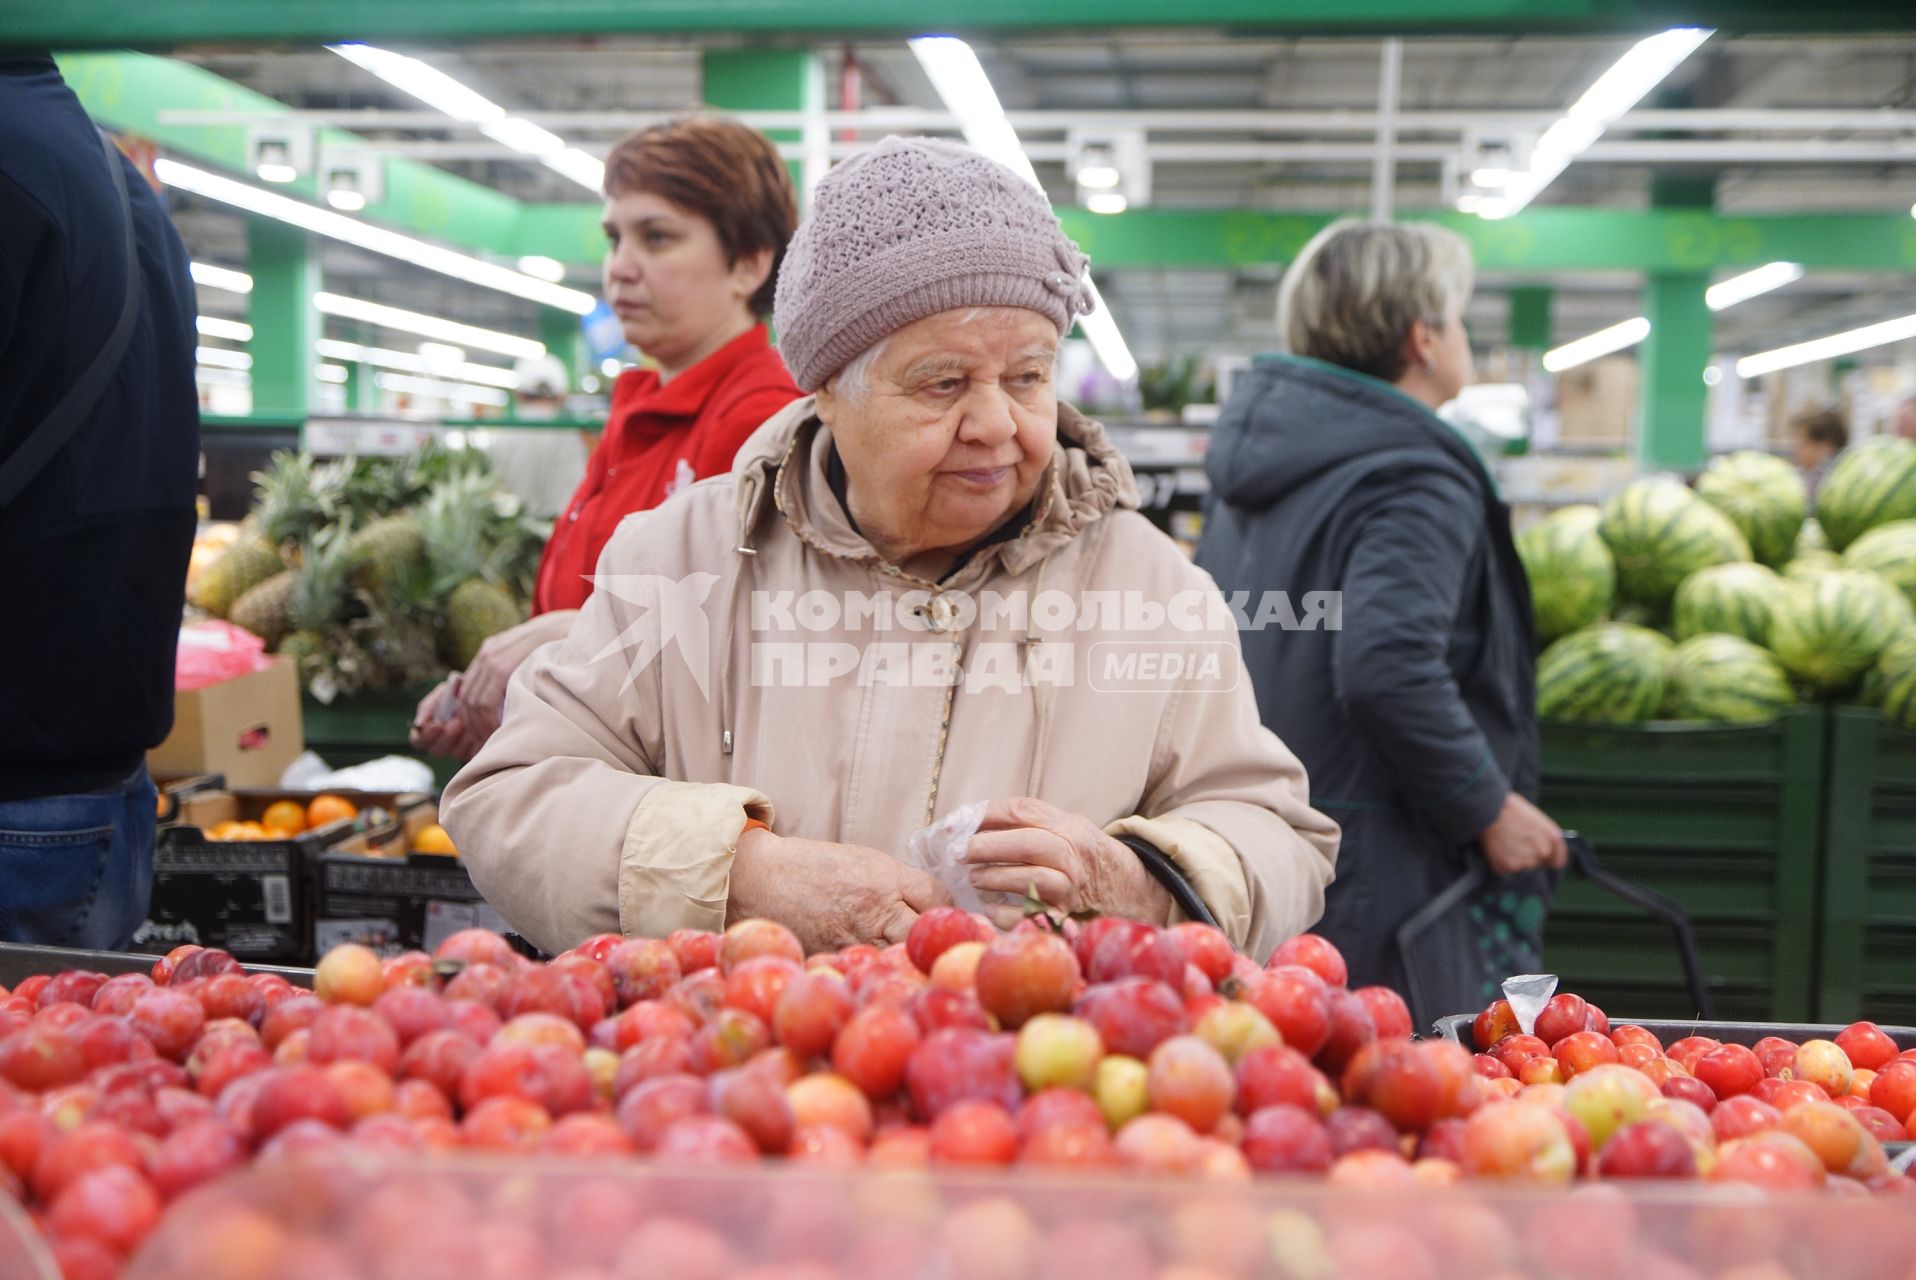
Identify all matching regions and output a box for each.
[302,689,459,791]
[1818,708,1916,1024]
[1537,708,1826,1022]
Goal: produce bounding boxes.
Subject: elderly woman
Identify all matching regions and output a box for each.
[442,137,1338,958]
[1195,220,1563,1022]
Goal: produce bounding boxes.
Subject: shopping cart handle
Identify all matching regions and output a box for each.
[1561,831,1714,1020]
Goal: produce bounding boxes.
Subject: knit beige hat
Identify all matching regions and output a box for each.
[772,136,1095,392]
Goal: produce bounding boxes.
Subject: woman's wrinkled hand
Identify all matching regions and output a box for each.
[409,678,486,762]
[727,827,953,952]
[961,797,1172,928]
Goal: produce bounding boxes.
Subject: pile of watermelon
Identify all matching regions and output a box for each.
[1520,438,1916,730]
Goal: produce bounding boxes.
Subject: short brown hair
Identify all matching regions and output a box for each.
[604,117,797,318]
[1792,407,1849,450]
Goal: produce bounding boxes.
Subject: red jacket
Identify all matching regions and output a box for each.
[533,325,799,613]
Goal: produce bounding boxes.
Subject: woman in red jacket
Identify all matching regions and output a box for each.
[413,117,800,759]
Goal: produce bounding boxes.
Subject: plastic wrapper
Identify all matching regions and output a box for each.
[0,1194,58,1280]
[173,621,274,691]
[903,799,1008,919]
[1502,973,1559,1037]
[279,751,437,794]
[122,1154,1916,1280]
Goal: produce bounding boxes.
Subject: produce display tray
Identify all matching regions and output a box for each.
[1818,708,1916,1024]
[1537,710,1827,1022]
[0,942,313,989]
[1431,1014,1916,1051]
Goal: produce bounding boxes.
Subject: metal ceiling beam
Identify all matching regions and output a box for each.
[12,0,1916,49]
[156,106,1916,134]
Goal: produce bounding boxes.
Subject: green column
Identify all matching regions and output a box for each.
[1636,173,1715,473]
[701,48,818,199]
[247,218,316,418]
[1507,286,1553,351]
[345,360,373,413]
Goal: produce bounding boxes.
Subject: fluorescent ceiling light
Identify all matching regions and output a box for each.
[1484,28,1712,220]
[156,158,595,314]
[908,35,1138,384]
[196,345,254,370]
[1085,192,1128,215]
[313,292,545,360]
[196,316,254,342]
[1076,164,1120,190]
[516,255,567,283]
[190,262,253,294]
[1470,167,1511,188]
[418,342,467,366]
[374,370,511,407]
[1542,317,1652,373]
[1735,310,1916,379]
[316,337,521,389]
[255,162,297,184]
[329,43,605,193]
[1706,262,1804,312]
[326,188,368,212]
[316,364,351,384]
[195,367,252,387]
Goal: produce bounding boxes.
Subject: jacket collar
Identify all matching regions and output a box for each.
[730,397,1139,587]
[613,324,774,419]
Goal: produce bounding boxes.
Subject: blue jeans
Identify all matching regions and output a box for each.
[0,765,156,950]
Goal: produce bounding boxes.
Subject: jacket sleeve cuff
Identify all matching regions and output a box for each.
[1104,814,1254,948]
[617,781,774,938]
[1423,747,1511,846]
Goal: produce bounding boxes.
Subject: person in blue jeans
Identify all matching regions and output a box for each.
[0,55,199,948]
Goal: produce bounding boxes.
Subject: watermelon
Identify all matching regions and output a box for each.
[1599,478,1751,609]
[1536,623,1674,726]
[1784,550,1842,583]
[1671,562,1785,646]
[1517,505,1615,644]
[1768,569,1915,694]
[1842,519,1916,611]
[1665,633,1796,724]
[1815,437,1916,551]
[1881,632,1916,731]
[1694,451,1807,568]
[1796,517,1829,556]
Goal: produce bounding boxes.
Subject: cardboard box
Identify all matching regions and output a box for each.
[315,851,510,957]
[148,658,304,789]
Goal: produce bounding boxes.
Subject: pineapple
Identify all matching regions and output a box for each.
[187,537,284,617]
[229,569,298,647]
[249,451,337,548]
[276,525,355,672]
[344,513,426,591]
[420,473,525,669]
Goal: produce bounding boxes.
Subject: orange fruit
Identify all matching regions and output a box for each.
[306,794,358,829]
[208,820,245,841]
[411,823,457,856]
[261,800,307,835]
[156,793,168,818]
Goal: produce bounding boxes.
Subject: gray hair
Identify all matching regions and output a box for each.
[822,307,1040,404]
[1276,219,1474,383]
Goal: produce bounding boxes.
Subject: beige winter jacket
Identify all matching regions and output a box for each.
[442,398,1339,960]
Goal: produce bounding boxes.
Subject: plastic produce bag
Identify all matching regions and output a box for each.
[903,800,1005,918]
[1501,973,1559,1037]
[279,751,437,795]
[173,621,273,690]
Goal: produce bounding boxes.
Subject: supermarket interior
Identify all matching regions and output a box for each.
[4,1,1916,1276]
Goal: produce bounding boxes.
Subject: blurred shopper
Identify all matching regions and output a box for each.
[0,55,200,945]
[1196,220,1564,1020]
[1891,395,1915,442]
[414,117,801,760]
[478,354,592,519]
[1790,406,1849,501]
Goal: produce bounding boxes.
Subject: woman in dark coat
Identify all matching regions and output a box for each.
[1196,219,1565,1023]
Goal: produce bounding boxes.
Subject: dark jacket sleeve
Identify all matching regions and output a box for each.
[1332,467,1510,844]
